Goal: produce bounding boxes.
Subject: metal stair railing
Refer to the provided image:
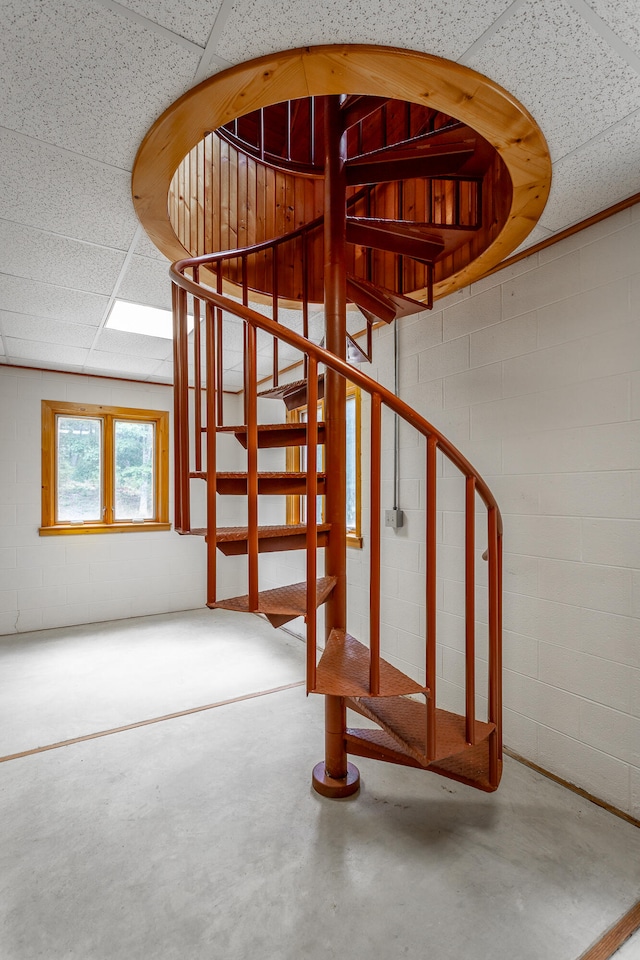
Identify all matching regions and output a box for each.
[170,244,503,779]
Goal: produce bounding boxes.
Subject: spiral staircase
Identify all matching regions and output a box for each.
[133,46,551,800]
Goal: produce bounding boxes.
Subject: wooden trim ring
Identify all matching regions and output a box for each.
[132,44,551,303]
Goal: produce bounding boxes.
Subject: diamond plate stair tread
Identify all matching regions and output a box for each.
[217,422,326,448]
[258,376,325,410]
[312,631,428,698]
[347,695,494,765]
[215,576,337,617]
[427,739,497,792]
[215,472,326,495]
[345,727,496,790]
[216,523,330,542]
[345,727,426,768]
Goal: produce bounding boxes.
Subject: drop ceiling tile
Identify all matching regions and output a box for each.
[0,313,97,347]
[0,0,200,169]
[584,0,640,57]
[219,319,245,353]
[84,351,161,376]
[466,0,640,161]
[511,222,555,257]
[0,275,108,326]
[539,111,640,233]
[4,337,89,366]
[151,360,174,382]
[222,369,244,391]
[117,256,174,310]
[0,220,125,296]
[216,0,514,63]
[115,0,223,47]
[134,231,171,262]
[0,130,137,250]
[94,327,173,361]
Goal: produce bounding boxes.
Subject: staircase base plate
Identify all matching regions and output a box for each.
[312,761,360,799]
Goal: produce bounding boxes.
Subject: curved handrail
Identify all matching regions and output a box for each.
[171,254,502,535]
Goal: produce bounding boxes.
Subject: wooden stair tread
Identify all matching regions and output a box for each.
[217,422,326,448]
[215,472,327,495]
[311,631,428,698]
[215,576,337,617]
[346,695,494,766]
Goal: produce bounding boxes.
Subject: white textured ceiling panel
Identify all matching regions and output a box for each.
[93,327,173,361]
[466,0,640,161]
[216,0,515,64]
[134,232,172,263]
[4,337,90,367]
[84,350,163,376]
[0,130,138,251]
[115,0,224,47]
[0,220,126,296]
[0,0,638,382]
[0,275,108,326]
[117,256,174,311]
[152,360,174,382]
[540,110,640,232]
[0,313,98,347]
[0,0,200,169]
[584,0,640,56]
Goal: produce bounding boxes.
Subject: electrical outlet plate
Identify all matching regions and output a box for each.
[385,509,404,529]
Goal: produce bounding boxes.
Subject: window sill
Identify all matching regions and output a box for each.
[347,534,363,549]
[39,522,172,537]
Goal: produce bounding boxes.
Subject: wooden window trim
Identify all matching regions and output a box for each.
[40,400,170,536]
[286,385,362,549]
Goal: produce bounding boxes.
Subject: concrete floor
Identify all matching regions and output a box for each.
[1,609,639,960]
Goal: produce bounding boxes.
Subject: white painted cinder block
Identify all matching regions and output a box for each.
[537,727,630,813]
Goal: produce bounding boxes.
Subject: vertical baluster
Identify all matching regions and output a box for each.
[487,507,500,785]
[259,108,265,163]
[309,97,315,167]
[286,100,291,162]
[272,247,279,388]
[306,355,318,691]
[173,283,191,532]
[425,435,437,761]
[193,267,202,473]
[216,263,224,427]
[171,282,183,531]
[497,531,503,759]
[205,301,217,607]
[465,475,476,744]
[242,256,249,425]
[369,394,382,695]
[246,322,259,610]
[302,234,309,380]
[179,285,191,529]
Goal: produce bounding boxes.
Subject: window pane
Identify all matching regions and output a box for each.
[56,417,102,521]
[300,406,323,522]
[346,395,356,530]
[114,421,155,520]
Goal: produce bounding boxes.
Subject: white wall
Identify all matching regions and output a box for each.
[346,204,640,818]
[0,367,219,634]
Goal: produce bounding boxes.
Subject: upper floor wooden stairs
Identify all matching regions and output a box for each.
[165,87,509,800]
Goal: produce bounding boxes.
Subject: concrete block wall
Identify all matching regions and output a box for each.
[347,204,640,817]
[0,366,242,634]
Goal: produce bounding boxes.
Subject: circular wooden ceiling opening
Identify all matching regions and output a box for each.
[132,45,551,303]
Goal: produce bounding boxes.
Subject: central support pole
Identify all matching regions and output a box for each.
[312,95,360,799]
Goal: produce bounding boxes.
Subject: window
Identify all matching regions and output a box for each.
[40,401,170,535]
[286,384,362,548]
